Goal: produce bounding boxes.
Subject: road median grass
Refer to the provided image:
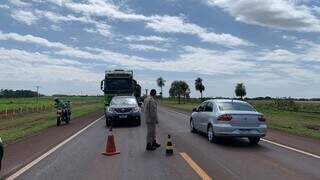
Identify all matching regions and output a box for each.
[0,96,104,144]
[159,99,320,139]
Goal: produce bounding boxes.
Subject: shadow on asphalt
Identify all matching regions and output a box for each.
[195,132,266,150]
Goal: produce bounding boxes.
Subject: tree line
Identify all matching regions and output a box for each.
[0,89,43,98]
[156,77,247,104]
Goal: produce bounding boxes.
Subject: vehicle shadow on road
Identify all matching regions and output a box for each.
[196,132,267,151]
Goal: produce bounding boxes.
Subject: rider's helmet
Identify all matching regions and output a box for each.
[54,97,59,102]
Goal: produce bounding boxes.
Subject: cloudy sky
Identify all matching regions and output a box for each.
[0,0,320,98]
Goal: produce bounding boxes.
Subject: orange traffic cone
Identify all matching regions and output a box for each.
[102,126,120,156]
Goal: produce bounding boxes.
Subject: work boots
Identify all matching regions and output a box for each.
[146,143,156,151]
[152,140,161,148]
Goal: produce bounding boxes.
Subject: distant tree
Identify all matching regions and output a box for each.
[157,77,166,98]
[235,83,246,99]
[0,89,41,98]
[169,81,189,104]
[195,77,205,100]
[169,87,175,98]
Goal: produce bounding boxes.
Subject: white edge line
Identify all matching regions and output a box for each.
[164,108,320,160]
[261,139,320,159]
[6,115,104,180]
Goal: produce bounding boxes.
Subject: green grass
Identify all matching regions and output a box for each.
[0,96,103,111]
[159,99,320,139]
[0,96,104,143]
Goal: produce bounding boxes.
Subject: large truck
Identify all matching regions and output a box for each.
[100,69,141,106]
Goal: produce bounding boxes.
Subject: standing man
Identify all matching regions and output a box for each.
[144,89,161,151]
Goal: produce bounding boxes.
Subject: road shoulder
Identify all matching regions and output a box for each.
[0,109,104,179]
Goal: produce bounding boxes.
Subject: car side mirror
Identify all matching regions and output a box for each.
[192,108,197,112]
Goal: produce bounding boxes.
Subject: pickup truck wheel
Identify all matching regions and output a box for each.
[248,137,260,145]
[106,120,111,128]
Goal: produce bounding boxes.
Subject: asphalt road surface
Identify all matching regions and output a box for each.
[5,107,320,180]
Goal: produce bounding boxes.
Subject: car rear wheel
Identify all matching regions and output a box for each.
[190,119,197,133]
[207,125,218,143]
[248,137,260,145]
[136,119,141,126]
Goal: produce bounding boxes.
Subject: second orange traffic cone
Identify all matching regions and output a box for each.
[102,126,120,156]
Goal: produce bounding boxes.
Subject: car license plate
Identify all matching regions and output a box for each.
[240,129,250,133]
[119,115,127,118]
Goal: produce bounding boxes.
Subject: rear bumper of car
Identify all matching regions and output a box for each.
[106,112,141,125]
[212,124,267,137]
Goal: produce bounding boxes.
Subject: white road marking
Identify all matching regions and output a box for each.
[6,116,104,180]
[162,107,320,160]
[261,139,320,159]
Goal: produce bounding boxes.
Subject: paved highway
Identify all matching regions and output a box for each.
[6,107,320,180]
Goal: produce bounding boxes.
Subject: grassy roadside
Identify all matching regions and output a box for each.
[0,98,103,144]
[159,99,320,139]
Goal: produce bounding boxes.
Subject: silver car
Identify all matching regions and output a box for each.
[190,99,267,144]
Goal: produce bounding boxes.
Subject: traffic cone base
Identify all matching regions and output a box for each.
[166,134,174,155]
[102,151,120,156]
[102,130,120,156]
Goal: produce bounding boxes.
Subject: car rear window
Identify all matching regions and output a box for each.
[111,97,137,106]
[217,102,256,111]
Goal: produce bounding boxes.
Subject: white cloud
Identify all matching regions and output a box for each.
[0,4,10,9]
[9,0,30,7]
[0,47,100,83]
[50,24,62,31]
[0,31,71,50]
[91,23,112,37]
[35,10,91,23]
[146,15,251,46]
[128,44,168,52]
[258,49,299,62]
[207,0,320,32]
[40,0,250,46]
[125,35,172,42]
[282,35,297,40]
[34,10,112,37]
[11,10,39,25]
[64,0,149,21]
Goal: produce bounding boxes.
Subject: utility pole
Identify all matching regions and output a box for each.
[36,86,40,104]
[145,89,148,96]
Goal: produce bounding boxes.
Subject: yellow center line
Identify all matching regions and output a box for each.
[180,152,213,180]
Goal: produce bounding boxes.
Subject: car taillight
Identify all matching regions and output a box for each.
[217,114,232,121]
[258,115,266,122]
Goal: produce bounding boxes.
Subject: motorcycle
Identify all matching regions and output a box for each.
[55,100,72,126]
[56,107,71,126]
